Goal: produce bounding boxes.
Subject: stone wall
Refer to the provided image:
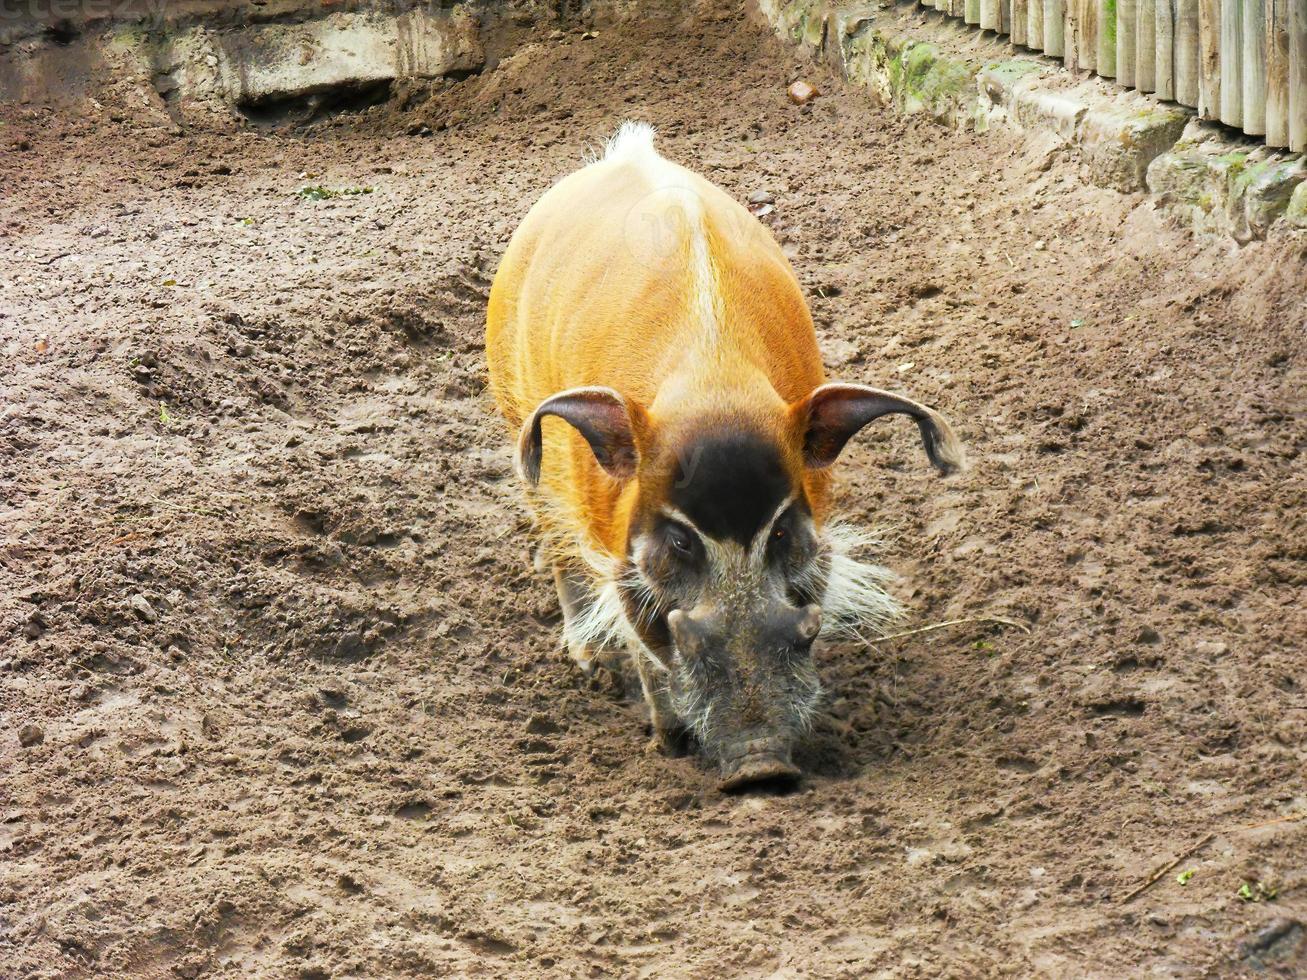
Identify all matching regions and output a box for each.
[0,0,683,125]
[756,0,1307,240]
[1,1,499,123]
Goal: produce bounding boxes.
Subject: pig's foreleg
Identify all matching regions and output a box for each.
[635,653,688,757]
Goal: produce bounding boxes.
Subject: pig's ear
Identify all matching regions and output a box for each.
[518,386,647,484]
[792,383,965,475]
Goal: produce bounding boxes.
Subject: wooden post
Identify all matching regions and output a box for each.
[1267,0,1290,145]
[1137,0,1157,90]
[1014,0,1029,42]
[1097,0,1115,77]
[967,0,982,24]
[1242,0,1267,134]
[1220,0,1243,126]
[1119,0,1137,86]
[1156,0,1175,98]
[982,0,1000,31]
[1079,0,1099,73]
[1030,0,1046,49]
[1198,0,1220,117]
[1001,0,1013,33]
[1046,0,1066,56]
[1293,0,1307,150]
[1065,0,1080,69]
[1177,0,1201,105]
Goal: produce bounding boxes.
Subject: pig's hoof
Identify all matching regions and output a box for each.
[564,642,595,675]
[649,727,690,758]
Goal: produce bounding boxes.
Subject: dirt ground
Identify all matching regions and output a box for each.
[3,4,1306,977]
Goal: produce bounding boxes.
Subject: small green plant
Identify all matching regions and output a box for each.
[973,640,998,655]
[237,216,256,226]
[158,403,178,427]
[296,184,375,201]
[1237,880,1277,902]
[1176,869,1194,885]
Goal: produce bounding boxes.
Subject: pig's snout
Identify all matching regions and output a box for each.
[669,601,822,792]
[717,733,801,792]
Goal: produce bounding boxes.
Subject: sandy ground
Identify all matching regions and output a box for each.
[3,4,1306,977]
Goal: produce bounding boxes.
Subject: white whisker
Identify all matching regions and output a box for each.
[812,520,902,639]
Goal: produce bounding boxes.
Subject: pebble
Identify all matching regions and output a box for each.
[18,724,44,747]
[747,190,775,205]
[130,594,159,623]
[334,631,365,658]
[525,713,561,736]
[787,80,818,105]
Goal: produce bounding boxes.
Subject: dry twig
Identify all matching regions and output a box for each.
[1120,833,1215,904]
[1119,811,1306,904]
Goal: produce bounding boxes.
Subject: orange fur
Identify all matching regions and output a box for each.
[487,127,830,559]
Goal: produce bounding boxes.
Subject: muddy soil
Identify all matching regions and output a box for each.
[3,4,1305,977]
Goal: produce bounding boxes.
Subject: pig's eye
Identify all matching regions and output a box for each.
[665,522,696,558]
[771,526,786,542]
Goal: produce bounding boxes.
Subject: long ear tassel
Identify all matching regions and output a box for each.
[517,413,547,485]
[917,408,967,476]
[796,382,966,476]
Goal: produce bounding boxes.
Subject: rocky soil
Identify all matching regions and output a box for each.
[2,3,1305,976]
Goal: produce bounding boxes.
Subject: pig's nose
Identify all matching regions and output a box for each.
[717,734,801,793]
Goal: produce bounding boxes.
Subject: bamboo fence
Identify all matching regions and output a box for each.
[917,0,1307,150]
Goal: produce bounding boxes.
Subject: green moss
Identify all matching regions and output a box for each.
[980,58,1044,86]
[1209,151,1249,189]
[1215,151,1249,165]
[1286,182,1307,222]
[1230,159,1270,197]
[893,42,974,107]
[108,26,151,54]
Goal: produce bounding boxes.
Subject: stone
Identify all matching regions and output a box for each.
[787,80,819,105]
[1078,102,1190,193]
[1148,129,1305,241]
[334,630,366,659]
[525,714,562,736]
[130,594,159,623]
[758,0,828,51]
[1287,181,1307,227]
[1237,917,1305,970]
[1236,157,1307,241]
[18,724,44,747]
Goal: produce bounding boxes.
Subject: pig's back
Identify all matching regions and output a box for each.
[487,124,822,429]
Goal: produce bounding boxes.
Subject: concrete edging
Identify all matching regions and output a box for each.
[756,0,1307,241]
[0,2,485,126]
